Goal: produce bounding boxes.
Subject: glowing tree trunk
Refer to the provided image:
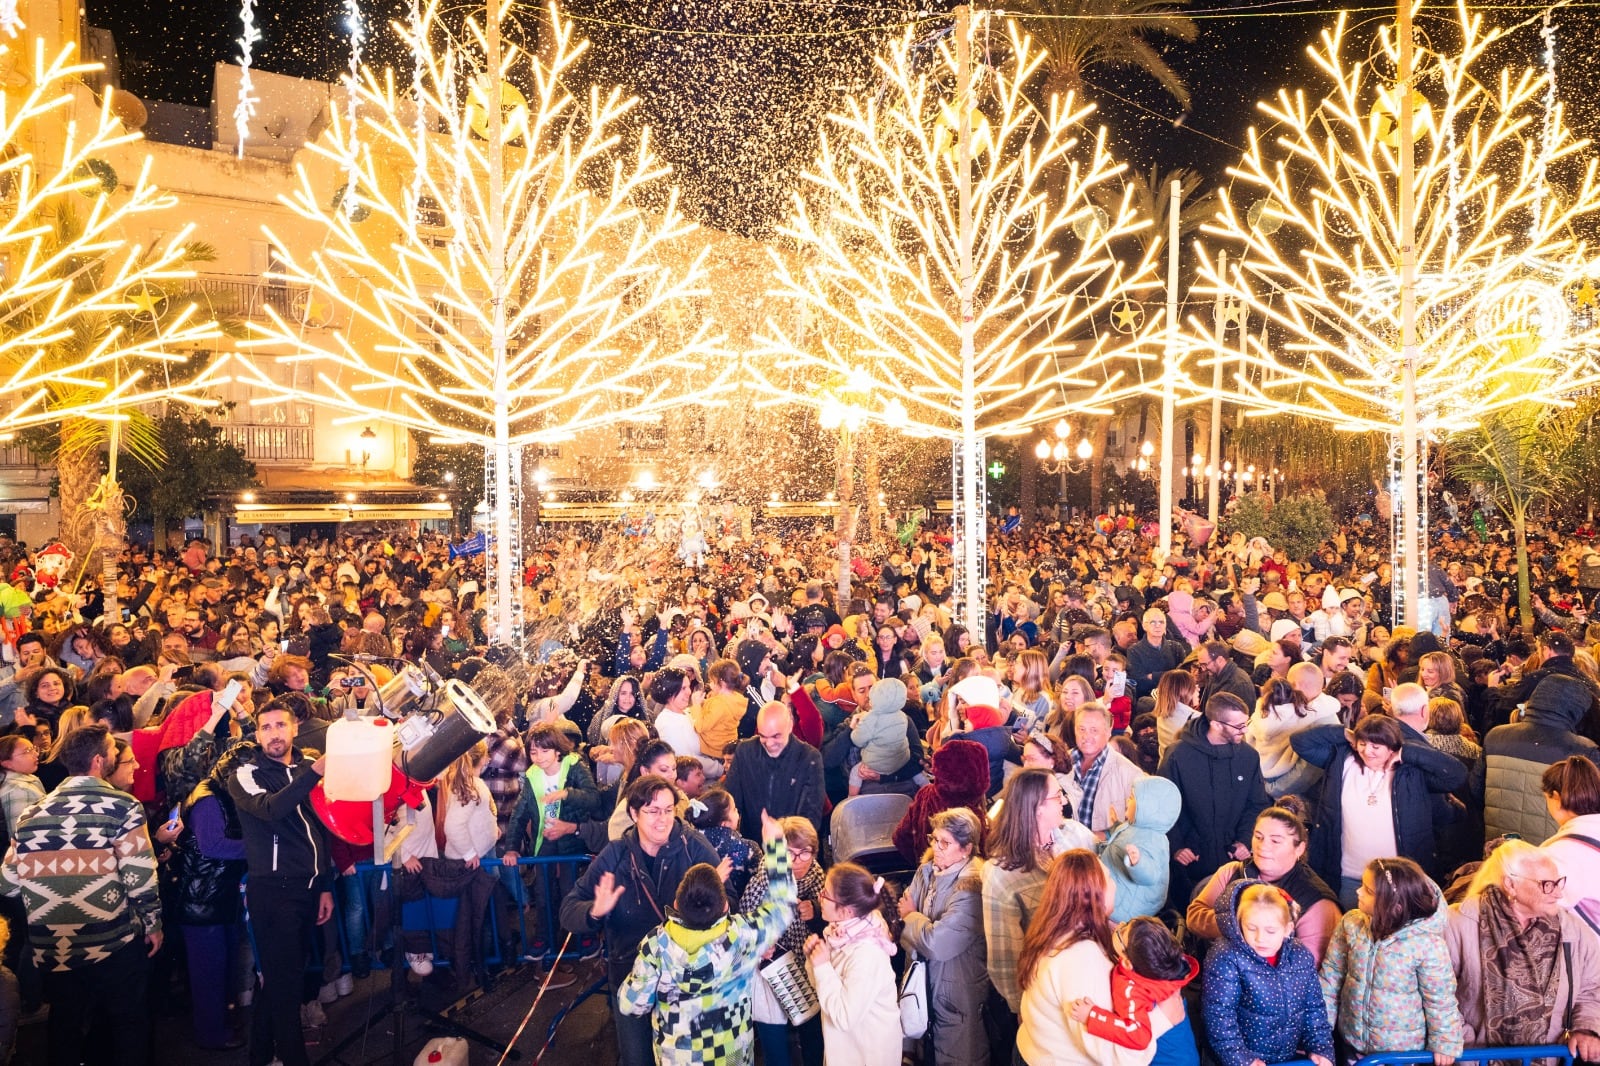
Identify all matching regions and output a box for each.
[1189,3,1600,628]
[752,7,1160,638]
[226,1,727,650]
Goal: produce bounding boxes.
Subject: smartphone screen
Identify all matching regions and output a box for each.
[167,805,181,828]
[440,624,450,639]
[280,639,290,652]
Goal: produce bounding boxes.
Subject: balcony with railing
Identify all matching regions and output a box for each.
[0,441,37,468]
[191,275,318,325]
[224,422,315,463]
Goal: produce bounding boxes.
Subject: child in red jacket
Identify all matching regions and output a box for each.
[1071,916,1200,1061]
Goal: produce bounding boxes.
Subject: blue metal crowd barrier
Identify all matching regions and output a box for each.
[242,853,596,980]
[1275,1047,1573,1066]
[1354,1048,1572,1066]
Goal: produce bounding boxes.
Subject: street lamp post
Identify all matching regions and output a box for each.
[1034,419,1095,511]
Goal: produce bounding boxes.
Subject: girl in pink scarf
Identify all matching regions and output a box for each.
[805,862,903,1066]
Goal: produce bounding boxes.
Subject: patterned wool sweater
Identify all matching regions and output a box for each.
[0,775,161,972]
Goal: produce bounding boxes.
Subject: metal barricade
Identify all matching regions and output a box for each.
[1272,1048,1573,1066]
[243,852,597,980]
[1353,1048,1572,1066]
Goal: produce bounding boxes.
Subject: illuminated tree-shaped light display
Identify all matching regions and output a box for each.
[1192,3,1600,627]
[0,39,216,437]
[233,0,726,647]
[753,10,1160,635]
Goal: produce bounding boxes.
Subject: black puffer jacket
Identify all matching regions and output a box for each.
[171,776,248,926]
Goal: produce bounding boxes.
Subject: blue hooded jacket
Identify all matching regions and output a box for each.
[1202,878,1335,1066]
[1099,775,1180,922]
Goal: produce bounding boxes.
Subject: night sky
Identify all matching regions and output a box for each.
[86,0,1600,238]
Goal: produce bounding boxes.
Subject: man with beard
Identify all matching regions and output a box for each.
[227,696,334,1066]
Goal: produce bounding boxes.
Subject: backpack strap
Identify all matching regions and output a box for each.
[1558,832,1600,853]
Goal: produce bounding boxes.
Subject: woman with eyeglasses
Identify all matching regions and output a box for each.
[741,815,825,1066]
[0,735,44,838]
[1290,700,1467,909]
[1443,838,1600,1062]
[559,773,720,1066]
[899,807,989,1065]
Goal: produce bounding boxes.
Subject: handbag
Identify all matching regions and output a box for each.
[898,953,929,1039]
[757,950,820,1026]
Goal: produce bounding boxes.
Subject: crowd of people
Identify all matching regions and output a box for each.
[1,502,1600,1066]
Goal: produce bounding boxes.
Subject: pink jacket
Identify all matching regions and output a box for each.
[1167,590,1215,648]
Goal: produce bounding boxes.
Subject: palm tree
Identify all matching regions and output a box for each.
[1449,401,1581,631]
[1010,0,1198,112]
[16,202,221,579]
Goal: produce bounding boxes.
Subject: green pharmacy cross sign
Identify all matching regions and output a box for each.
[988,461,1006,479]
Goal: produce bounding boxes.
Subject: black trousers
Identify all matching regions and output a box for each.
[42,937,151,1066]
[246,880,321,1066]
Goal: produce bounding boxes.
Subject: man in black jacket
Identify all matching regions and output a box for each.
[560,775,719,1066]
[1197,639,1260,711]
[227,697,334,1066]
[1159,693,1271,902]
[1126,608,1190,705]
[1487,629,1600,731]
[724,702,826,839]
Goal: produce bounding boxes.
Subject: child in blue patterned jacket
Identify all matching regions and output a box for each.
[620,810,792,1065]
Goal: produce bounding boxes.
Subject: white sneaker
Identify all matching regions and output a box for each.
[335,973,355,997]
[300,1000,327,1028]
[405,952,434,976]
[317,980,339,1005]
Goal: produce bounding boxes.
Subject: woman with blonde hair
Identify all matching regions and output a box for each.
[1046,675,1096,741]
[1418,650,1467,709]
[596,718,650,795]
[1011,649,1055,735]
[928,657,979,750]
[35,705,92,792]
[436,741,497,865]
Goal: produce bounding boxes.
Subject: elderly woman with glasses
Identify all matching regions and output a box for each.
[560,773,720,1066]
[741,815,826,1066]
[1444,839,1600,1062]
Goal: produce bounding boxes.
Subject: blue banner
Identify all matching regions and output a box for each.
[449,532,487,559]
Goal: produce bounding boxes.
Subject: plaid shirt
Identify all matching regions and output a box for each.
[481,727,528,840]
[1071,747,1109,832]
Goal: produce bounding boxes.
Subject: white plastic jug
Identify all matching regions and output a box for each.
[322,715,395,802]
[413,1037,468,1066]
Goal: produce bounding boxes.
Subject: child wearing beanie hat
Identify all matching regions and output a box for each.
[847,677,913,795]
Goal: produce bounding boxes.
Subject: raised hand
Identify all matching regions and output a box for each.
[760,810,783,845]
[591,871,626,919]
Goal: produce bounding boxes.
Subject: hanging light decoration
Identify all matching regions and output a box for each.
[233,0,261,157]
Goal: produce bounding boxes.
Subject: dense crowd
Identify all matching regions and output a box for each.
[2,504,1600,1066]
